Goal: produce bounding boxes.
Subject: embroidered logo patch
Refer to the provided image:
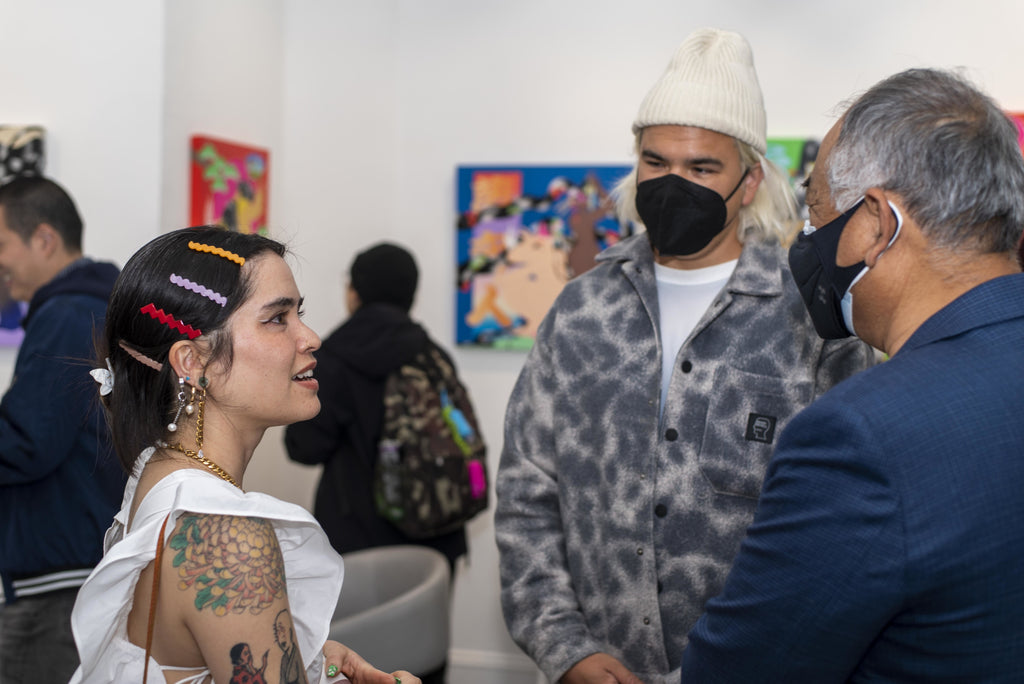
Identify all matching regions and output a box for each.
[745,413,777,444]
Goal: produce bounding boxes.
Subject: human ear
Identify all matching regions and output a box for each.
[166,340,205,386]
[740,163,764,206]
[345,285,361,315]
[31,224,60,256]
[861,189,902,268]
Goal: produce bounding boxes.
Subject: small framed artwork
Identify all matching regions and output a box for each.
[0,125,45,185]
[190,135,270,235]
[456,165,632,349]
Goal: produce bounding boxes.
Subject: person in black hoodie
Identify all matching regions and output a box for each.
[286,242,466,679]
[0,176,123,684]
[286,243,467,570]
[286,243,466,683]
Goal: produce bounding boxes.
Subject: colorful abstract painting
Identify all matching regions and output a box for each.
[1007,112,1024,152]
[456,165,632,348]
[764,137,819,220]
[190,136,269,235]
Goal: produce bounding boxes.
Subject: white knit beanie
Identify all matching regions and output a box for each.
[633,28,766,154]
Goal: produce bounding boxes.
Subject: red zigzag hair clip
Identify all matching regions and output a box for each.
[139,302,203,339]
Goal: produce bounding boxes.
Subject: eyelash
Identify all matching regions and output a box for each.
[264,308,306,325]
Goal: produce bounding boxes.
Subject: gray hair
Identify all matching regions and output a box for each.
[829,68,1024,253]
[613,133,799,245]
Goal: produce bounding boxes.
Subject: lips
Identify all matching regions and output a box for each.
[292,362,316,382]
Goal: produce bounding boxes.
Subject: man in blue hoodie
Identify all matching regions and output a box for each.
[0,176,123,684]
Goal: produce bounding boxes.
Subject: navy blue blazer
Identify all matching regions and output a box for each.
[680,273,1024,682]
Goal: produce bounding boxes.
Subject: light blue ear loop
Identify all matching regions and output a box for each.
[841,200,904,336]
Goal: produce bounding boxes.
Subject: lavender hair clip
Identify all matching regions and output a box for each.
[169,273,227,307]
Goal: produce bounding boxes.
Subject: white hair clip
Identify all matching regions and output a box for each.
[90,357,115,396]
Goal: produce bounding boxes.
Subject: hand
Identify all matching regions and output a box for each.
[561,653,644,684]
[321,640,422,684]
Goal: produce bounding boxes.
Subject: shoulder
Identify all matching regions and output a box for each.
[167,513,285,616]
[544,244,649,324]
[787,357,916,441]
[25,290,108,340]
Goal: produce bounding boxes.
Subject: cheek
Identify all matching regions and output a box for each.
[836,226,870,268]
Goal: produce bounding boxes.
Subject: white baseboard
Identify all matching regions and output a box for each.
[448,648,545,684]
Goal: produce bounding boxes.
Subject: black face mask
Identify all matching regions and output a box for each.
[788,198,902,339]
[635,170,748,257]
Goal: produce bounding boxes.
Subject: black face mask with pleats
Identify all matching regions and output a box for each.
[635,170,747,257]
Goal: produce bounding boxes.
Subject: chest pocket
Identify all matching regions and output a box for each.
[699,367,811,499]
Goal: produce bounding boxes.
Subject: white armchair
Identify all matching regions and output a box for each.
[328,545,451,675]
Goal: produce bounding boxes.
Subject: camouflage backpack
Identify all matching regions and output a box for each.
[374,344,488,538]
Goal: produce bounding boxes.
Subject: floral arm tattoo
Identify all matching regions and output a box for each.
[171,514,286,615]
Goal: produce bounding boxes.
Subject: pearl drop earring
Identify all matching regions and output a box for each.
[168,377,186,432]
[185,384,196,416]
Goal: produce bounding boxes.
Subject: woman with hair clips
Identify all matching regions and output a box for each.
[69,226,418,684]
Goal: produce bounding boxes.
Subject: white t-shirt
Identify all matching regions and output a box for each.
[654,259,737,417]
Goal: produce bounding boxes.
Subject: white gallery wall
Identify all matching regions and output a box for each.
[2,1,1024,682]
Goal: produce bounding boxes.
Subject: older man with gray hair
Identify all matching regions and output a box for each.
[681,67,1024,681]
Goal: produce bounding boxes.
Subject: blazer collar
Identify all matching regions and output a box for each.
[901,273,1024,354]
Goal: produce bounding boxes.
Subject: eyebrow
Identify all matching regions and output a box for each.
[639,149,724,167]
[259,296,303,312]
[640,148,667,163]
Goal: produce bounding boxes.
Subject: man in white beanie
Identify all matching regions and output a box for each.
[495,28,874,684]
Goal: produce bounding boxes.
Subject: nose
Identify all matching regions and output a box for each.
[299,321,320,353]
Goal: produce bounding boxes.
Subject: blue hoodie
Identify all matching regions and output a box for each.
[0,257,124,602]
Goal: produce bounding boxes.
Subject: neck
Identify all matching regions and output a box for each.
[38,251,83,289]
[877,250,1019,355]
[191,405,266,487]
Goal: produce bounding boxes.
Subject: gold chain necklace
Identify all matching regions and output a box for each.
[163,443,239,488]
[162,389,240,489]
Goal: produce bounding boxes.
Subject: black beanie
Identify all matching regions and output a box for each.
[349,242,419,312]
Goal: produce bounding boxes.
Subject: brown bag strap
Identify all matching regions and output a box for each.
[143,513,171,683]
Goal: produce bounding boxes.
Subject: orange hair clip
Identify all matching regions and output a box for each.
[187,241,245,266]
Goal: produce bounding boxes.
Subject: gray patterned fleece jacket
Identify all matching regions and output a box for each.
[495,233,875,684]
